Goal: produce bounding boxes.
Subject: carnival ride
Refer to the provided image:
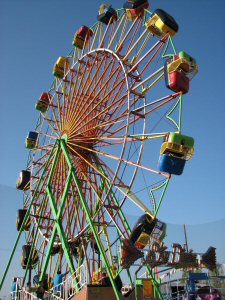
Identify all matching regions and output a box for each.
[160,270,225,300]
[0,1,202,299]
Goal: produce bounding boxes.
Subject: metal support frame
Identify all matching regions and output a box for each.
[39,140,76,283]
[60,139,122,300]
[1,138,163,300]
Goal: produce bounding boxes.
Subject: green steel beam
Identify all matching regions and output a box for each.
[39,144,76,283]
[39,141,61,282]
[150,179,170,216]
[145,266,163,300]
[39,226,57,282]
[0,141,58,291]
[154,179,170,217]
[179,95,183,132]
[166,96,181,132]
[60,140,122,300]
[46,171,75,272]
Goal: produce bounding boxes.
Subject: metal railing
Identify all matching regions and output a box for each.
[47,263,87,300]
[10,288,40,300]
[10,264,87,300]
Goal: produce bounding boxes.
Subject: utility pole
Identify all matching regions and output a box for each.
[183,224,189,252]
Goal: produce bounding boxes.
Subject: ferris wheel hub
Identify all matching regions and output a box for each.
[61,132,68,143]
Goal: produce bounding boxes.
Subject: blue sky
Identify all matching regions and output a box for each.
[0,0,225,297]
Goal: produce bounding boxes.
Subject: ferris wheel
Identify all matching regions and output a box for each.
[1,1,198,300]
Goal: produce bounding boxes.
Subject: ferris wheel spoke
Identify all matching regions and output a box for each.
[109,93,179,136]
[91,52,118,97]
[69,203,78,240]
[65,196,76,237]
[26,223,35,243]
[77,53,113,106]
[88,57,120,105]
[32,149,63,221]
[90,115,128,136]
[142,93,181,117]
[33,195,50,229]
[124,18,144,55]
[80,171,127,239]
[55,153,66,219]
[70,184,84,237]
[72,53,96,99]
[69,141,169,178]
[64,72,78,118]
[108,19,118,46]
[31,149,52,171]
[60,79,73,131]
[69,75,126,136]
[81,31,93,57]
[62,195,77,238]
[90,23,101,51]
[83,51,113,95]
[71,46,79,65]
[62,157,74,239]
[68,47,125,128]
[82,173,105,211]
[70,63,93,109]
[55,83,66,132]
[91,75,125,135]
[29,161,55,202]
[42,112,61,138]
[37,132,58,141]
[45,101,61,133]
[64,58,91,122]
[67,57,121,133]
[66,144,115,186]
[107,13,126,49]
[90,157,132,233]
[115,15,140,54]
[70,70,144,138]
[62,75,82,126]
[131,92,181,115]
[136,72,165,96]
[68,61,86,102]
[83,172,109,217]
[132,66,164,91]
[58,83,69,133]
[65,56,102,125]
[98,17,115,49]
[39,240,47,269]
[68,113,128,142]
[66,53,115,127]
[68,112,127,142]
[35,144,55,155]
[94,93,129,137]
[128,33,169,76]
[123,29,151,63]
